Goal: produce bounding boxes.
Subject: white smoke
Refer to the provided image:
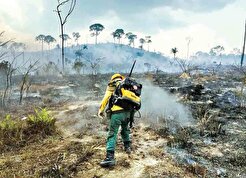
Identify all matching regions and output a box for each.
[140,81,193,127]
[8,43,241,74]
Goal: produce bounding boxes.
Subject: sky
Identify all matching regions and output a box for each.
[0,0,245,58]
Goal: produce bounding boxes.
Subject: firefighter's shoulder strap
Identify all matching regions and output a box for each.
[106,80,122,111]
[99,80,119,113]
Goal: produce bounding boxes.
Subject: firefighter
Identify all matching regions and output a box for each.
[98,73,132,167]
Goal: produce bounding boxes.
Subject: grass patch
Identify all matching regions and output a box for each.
[0,114,24,149]
[0,108,58,152]
[26,108,57,137]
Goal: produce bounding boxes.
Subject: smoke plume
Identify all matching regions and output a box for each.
[140,81,193,127]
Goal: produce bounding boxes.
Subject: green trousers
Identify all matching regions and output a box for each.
[106,111,131,151]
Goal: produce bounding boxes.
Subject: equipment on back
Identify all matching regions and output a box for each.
[112,77,142,111]
[111,60,142,111]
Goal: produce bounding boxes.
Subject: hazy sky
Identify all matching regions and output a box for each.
[0,0,245,57]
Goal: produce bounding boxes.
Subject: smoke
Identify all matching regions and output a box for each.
[140,81,193,127]
[6,43,241,75]
[12,43,178,74]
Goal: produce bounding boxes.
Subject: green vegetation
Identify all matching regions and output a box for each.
[27,108,57,136]
[0,108,57,151]
[0,114,24,149]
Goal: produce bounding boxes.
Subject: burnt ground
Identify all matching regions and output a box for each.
[0,72,245,177]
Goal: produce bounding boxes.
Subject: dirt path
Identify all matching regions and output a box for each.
[53,101,195,178]
[0,100,195,177]
[74,124,165,178]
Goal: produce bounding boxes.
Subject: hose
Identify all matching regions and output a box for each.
[134,110,141,119]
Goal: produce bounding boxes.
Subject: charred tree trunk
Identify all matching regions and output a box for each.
[241,20,246,66]
[1,63,14,108]
[19,80,25,105]
[19,72,29,105]
[95,33,98,44]
[7,69,14,103]
[2,73,9,108]
[41,40,44,58]
[56,0,76,72]
[61,25,65,70]
[19,61,38,105]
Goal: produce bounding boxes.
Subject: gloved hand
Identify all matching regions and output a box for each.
[98,111,104,120]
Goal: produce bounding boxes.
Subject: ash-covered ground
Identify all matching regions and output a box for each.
[0,69,245,177]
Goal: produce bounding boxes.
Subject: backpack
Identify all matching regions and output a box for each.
[112,77,142,111]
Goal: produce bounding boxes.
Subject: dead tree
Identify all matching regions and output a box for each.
[0,31,12,61]
[0,61,10,107]
[84,53,104,75]
[87,57,103,75]
[42,61,60,76]
[232,64,246,107]
[6,54,20,103]
[0,33,16,108]
[55,0,76,71]
[0,59,18,107]
[174,58,197,75]
[19,60,39,105]
[241,20,246,66]
[144,62,151,73]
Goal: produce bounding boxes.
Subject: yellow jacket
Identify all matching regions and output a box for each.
[99,80,123,113]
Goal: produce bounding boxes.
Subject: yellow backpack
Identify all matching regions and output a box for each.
[112,77,142,111]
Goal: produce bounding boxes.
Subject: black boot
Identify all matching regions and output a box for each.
[100,150,116,167]
[124,141,132,154]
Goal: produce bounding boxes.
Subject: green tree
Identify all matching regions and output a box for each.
[75,49,83,59]
[35,34,45,57]
[114,29,125,44]
[72,32,81,45]
[210,45,225,56]
[44,35,56,50]
[59,34,71,47]
[89,23,104,44]
[145,36,152,51]
[73,59,85,75]
[126,32,137,47]
[139,38,146,50]
[171,47,178,59]
[111,31,117,43]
